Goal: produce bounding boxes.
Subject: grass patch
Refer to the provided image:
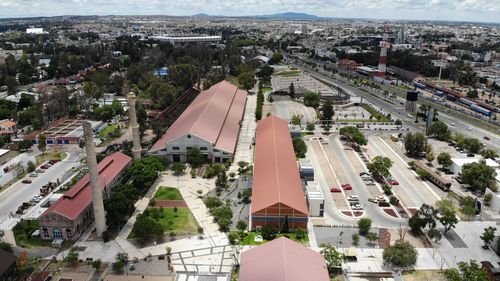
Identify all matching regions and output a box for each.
[301,132,314,136]
[403,270,446,281]
[13,220,50,248]
[129,208,199,238]
[360,104,391,122]
[335,119,390,123]
[154,187,182,200]
[261,87,273,93]
[98,124,118,138]
[35,151,66,166]
[237,231,309,246]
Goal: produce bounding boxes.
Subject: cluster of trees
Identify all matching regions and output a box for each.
[339,126,367,146]
[444,260,490,281]
[409,200,458,241]
[367,156,393,178]
[104,156,167,234]
[131,208,165,243]
[427,121,451,141]
[404,132,429,158]
[292,137,307,158]
[255,89,264,120]
[93,100,124,122]
[205,196,233,232]
[303,91,320,108]
[383,240,418,267]
[461,161,497,193]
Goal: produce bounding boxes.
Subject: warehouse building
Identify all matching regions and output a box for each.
[239,237,329,281]
[251,116,308,230]
[149,80,247,163]
[38,152,132,241]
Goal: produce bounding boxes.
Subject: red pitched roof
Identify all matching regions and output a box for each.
[41,152,132,220]
[239,237,329,281]
[149,80,247,153]
[251,116,308,215]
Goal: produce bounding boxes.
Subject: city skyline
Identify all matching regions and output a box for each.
[0,0,499,23]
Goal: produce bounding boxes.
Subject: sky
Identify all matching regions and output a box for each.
[0,0,499,23]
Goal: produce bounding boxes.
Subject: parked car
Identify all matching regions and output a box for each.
[341,183,353,190]
[29,173,38,177]
[467,153,475,157]
[40,164,50,169]
[352,204,363,210]
[368,198,378,203]
[378,201,390,207]
[330,187,341,193]
[22,179,32,184]
[347,195,359,201]
[388,180,399,185]
[359,172,370,176]
[36,169,45,173]
[484,136,490,141]
[49,159,60,164]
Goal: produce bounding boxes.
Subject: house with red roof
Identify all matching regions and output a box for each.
[251,116,308,230]
[149,80,247,163]
[239,237,329,281]
[38,152,132,241]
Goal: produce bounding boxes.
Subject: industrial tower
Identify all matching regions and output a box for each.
[83,121,107,238]
[377,24,390,79]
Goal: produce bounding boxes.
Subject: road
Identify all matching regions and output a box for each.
[325,135,406,227]
[289,60,500,150]
[0,150,80,220]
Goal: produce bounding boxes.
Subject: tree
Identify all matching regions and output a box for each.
[205,196,223,210]
[366,232,379,244]
[169,64,199,89]
[291,114,302,125]
[303,91,320,108]
[18,140,33,151]
[427,121,451,141]
[27,161,36,173]
[419,204,439,229]
[367,156,393,178]
[112,261,125,273]
[38,135,47,155]
[437,152,452,169]
[321,243,345,275]
[461,161,497,193]
[427,227,442,243]
[320,101,334,126]
[0,242,13,253]
[383,240,418,267]
[292,137,307,158]
[444,260,490,281]
[389,196,399,206]
[64,250,80,267]
[171,163,186,176]
[358,218,372,235]
[92,259,102,270]
[480,226,496,248]
[238,71,256,91]
[282,215,290,233]
[132,214,164,243]
[236,220,247,232]
[395,119,402,125]
[466,89,479,99]
[436,199,455,216]
[480,149,498,159]
[484,193,493,206]
[409,214,423,236]
[426,151,435,164]
[186,148,204,168]
[261,225,277,240]
[295,229,307,240]
[352,233,360,245]
[306,122,315,132]
[339,126,367,146]
[289,82,295,99]
[439,210,458,235]
[463,138,482,154]
[459,196,476,220]
[415,167,429,179]
[269,52,283,64]
[215,172,228,189]
[404,132,428,157]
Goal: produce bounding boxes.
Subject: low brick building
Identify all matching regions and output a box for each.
[38,152,132,241]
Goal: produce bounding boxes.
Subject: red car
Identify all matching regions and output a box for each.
[22,179,32,184]
[40,165,50,169]
[341,183,352,190]
[330,187,341,193]
[388,180,399,185]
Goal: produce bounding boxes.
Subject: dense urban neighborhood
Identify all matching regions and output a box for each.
[0,9,499,281]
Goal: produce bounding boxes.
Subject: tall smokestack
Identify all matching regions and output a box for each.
[128,92,142,160]
[377,23,389,79]
[83,121,107,237]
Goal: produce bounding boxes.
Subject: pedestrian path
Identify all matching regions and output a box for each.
[230,91,257,173]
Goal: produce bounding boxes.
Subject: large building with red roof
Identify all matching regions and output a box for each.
[38,152,132,241]
[239,237,329,281]
[149,80,247,163]
[251,116,308,230]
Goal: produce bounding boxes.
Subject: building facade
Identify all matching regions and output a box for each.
[38,152,132,241]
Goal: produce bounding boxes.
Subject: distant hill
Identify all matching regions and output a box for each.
[192,13,210,17]
[252,12,322,20]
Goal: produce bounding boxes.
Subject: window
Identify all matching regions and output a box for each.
[200,147,207,151]
[66,228,72,239]
[186,147,193,150]
[214,149,219,152]
[187,134,192,139]
[43,228,49,238]
[53,228,63,239]
[172,147,180,150]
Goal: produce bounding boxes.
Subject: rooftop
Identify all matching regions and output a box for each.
[150,80,247,154]
[239,237,329,281]
[41,152,132,220]
[251,116,308,215]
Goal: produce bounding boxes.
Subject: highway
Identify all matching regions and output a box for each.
[288,58,500,150]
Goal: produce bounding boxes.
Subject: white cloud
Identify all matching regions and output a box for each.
[0,0,498,22]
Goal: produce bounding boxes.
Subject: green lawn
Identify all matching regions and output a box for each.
[275,70,300,77]
[35,151,66,166]
[154,187,183,200]
[360,104,391,122]
[261,87,273,93]
[13,220,50,248]
[237,231,309,246]
[129,208,199,239]
[99,124,119,138]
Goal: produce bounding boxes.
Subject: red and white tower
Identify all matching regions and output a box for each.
[377,24,390,79]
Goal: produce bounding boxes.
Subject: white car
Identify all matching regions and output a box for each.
[29,173,38,177]
[352,204,363,210]
[347,195,359,201]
